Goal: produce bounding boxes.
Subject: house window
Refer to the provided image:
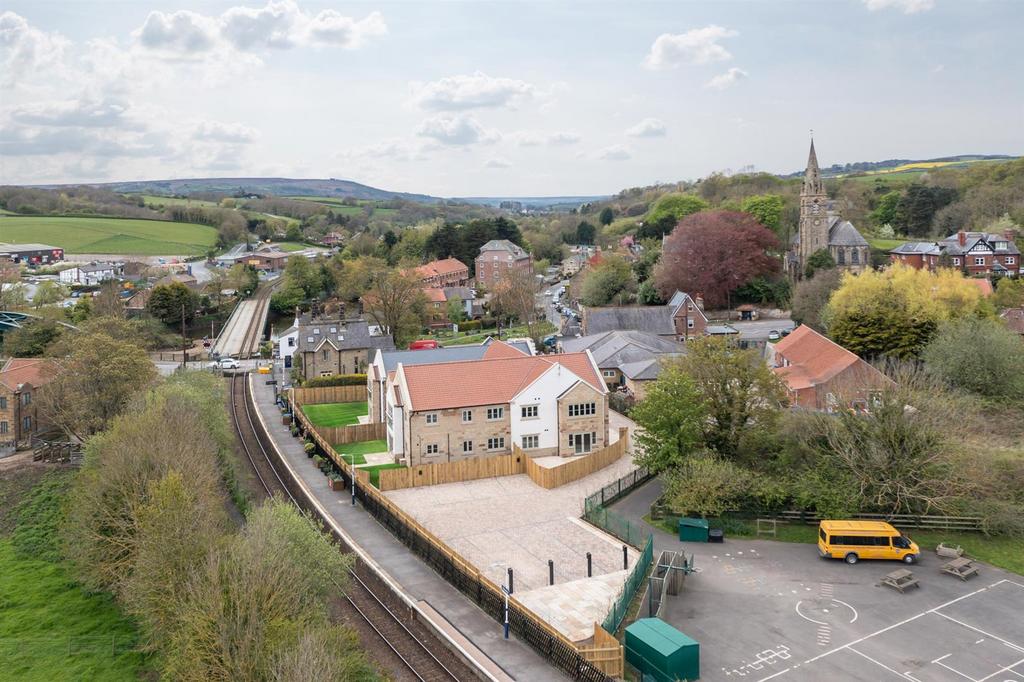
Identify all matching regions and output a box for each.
[837,249,846,265]
[22,416,31,431]
[0,397,6,410]
[687,319,694,329]
[487,437,505,451]
[287,337,295,347]
[486,407,504,420]
[852,249,860,264]
[521,405,538,419]
[313,328,320,334]
[425,413,438,425]
[462,440,473,453]
[322,349,329,360]
[425,443,439,455]
[0,421,7,434]
[330,327,337,333]
[1006,257,1016,265]
[953,257,961,265]
[22,392,30,406]
[602,370,616,378]
[975,257,985,266]
[568,402,596,417]
[461,409,473,423]
[307,337,314,343]
[522,435,539,449]
[567,432,595,454]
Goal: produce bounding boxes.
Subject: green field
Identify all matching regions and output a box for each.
[867,237,906,251]
[301,401,368,427]
[646,515,1024,576]
[135,194,218,208]
[276,241,308,252]
[0,216,217,256]
[335,440,388,465]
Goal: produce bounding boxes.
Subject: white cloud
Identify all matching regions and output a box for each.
[192,120,258,143]
[338,138,434,163]
[547,131,581,145]
[484,158,511,169]
[625,118,667,138]
[705,67,749,90]
[11,97,131,128]
[416,114,499,145]
[644,25,738,70]
[411,71,535,111]
[0,11,71,85]
[132,1,386,54]
[511,130,581,147]
[931,64,945,73]
[863,0,935,14]
[595,144,632,161]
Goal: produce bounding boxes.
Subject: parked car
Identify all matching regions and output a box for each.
[210,357,240,370]
[768,330,781,341]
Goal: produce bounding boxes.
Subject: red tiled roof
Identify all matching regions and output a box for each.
[0,358,59,392]
[416,257,467,279]
[423,288,447,303]
[399,352,603,411]
[969,279,994,297]
[482,340,528,359]
[771,325,861,389]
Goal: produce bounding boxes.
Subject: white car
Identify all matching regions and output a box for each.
[210,357,241,370]
[768,330,781,341]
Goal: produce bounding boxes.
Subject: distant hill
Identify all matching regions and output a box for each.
[455,195,611,210]
[782,154,1017,179]
[36,177,441,203]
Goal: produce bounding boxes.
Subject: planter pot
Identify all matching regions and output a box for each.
[329,478,345,491]
[282,415,292,425]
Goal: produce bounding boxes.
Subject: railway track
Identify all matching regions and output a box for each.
[227,373,468,682]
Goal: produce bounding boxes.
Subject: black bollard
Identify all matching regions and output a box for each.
[623,545,628,569]
[587,552,592,577]
[507,567,514,595]
[549,560,554,586]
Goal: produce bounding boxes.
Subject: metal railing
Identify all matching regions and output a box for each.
[602,535,653,634]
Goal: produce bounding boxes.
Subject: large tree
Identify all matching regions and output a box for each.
[653,210,780,309]
[579,255,636,306]
[361,265,427,346]
[147,282,200,326]
[923,318,1024,399]
[791,268,842,333]
[487,265,544,339]
[740,194,784,236]
[631,365,705,474]
[1,318,63,357]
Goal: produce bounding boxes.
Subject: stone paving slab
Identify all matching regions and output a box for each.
[516,571,629,643]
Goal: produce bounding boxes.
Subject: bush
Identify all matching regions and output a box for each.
[303,442,316,455]
[303,373,367,388]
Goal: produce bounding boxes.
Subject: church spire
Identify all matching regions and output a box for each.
[803,138,824,196]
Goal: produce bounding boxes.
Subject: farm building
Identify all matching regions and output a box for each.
[0,243,64,265]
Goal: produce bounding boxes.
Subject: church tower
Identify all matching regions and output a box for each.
[798,139,829,273]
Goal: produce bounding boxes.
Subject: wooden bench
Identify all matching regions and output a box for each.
[881,569,920,593]
[941,557,979,581]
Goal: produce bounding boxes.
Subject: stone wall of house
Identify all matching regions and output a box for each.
[556,381,608,457]
[405,402,513,466]
[302,348,369,380]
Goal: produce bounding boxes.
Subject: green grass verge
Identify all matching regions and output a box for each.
[0,216,217,255]
[644,514,1024,575]
[363,463,406,488]
[867,237,906,251]
[335,439,388,465]
[426,322,556,347]
[301,401,368,427]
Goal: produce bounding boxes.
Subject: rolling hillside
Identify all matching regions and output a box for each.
[0,216,217,255]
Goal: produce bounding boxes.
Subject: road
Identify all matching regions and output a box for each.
[537,279,581,339]
[727,318,796,343]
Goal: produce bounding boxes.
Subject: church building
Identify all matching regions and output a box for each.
[788,140,870,278]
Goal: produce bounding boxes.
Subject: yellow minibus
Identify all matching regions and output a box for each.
[818,520,919,565]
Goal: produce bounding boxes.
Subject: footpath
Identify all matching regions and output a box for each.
[249,372,561,682]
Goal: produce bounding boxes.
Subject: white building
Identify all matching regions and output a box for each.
[59,262,122,286]
[274,314,301,367]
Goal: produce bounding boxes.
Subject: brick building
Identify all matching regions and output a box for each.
[385,341,607,465]
[474,240,532,285]
[767,325,894,411]
[890,231,1020,277]
[0,358,58,452]
[415,257,469,288]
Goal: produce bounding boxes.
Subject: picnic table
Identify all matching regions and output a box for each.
[881,568,920,593]
[941,557,980,581]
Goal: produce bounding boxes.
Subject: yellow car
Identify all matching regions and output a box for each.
[257,365,272,375]
[818,520,919,565]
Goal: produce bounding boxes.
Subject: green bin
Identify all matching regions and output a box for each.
[678,517,709,542]
[625,618,699,682]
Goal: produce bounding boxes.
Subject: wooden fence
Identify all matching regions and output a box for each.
[579,623,624,677]
[315,421,386,446]
[523,427,628,490]
[377,452,527,491]
[292,384,366,405]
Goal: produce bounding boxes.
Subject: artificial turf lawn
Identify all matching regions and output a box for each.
[644,514,1024,576]
[301,401,368,427]
[335,440,388,465]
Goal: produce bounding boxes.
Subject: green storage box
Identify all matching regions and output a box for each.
[625,618,699,682]
[678,517,709,542]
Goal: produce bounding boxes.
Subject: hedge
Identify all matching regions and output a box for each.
[302,373,367,388]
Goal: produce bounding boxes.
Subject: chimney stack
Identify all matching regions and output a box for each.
[958,231,966,247]
[1005,228,1017,242]
[694,294,704,311]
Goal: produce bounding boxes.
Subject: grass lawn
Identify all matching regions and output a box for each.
[645,515,1024,576]
[867,237,906,250]
[426,321,556,347]
[301,401,368,428]
[0,216,217,255]
[334,439,388,465]
[275,241,308,252]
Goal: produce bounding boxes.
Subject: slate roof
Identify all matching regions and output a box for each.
[618,358,664,381]
[375,340,532,373]
[828,218,869,247]
[478,239,529,259]
[889,241,941,255]
[583,306,676,336]
[297,319,395,354]
[938,232,1020,256]
[398,352,603,412]
[561,330,683,369]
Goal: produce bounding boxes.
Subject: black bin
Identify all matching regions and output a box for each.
[708,528,724,543]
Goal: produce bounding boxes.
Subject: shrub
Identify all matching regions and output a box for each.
[303,442,316,455]
[302,373,367,388]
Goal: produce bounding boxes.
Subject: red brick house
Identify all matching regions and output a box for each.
[0,358,58,452]
[474,240,532,285]
[768,325,894,411]
[890,231,1020,277]
[415,257,469,288]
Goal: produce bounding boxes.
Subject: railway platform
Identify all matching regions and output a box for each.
[249,371,563,682]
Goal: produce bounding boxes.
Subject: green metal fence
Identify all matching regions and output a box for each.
[602,535,654,634]
[584,504,653,548]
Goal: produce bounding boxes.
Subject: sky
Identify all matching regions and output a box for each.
[1,0,1022,197]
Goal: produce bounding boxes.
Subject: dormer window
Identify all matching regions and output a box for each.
[330,327,337,333]
[306,337,314,343]
[994,241,1007,251]
[337,335,344,341]
[313,328,320,335]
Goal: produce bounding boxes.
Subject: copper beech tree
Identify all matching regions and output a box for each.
[653,210,780,309]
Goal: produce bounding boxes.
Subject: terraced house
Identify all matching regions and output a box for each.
[890,230,1020,277]
[384,341,608,465]
[296,317,395,380]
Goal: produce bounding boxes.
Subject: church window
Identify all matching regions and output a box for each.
[837,249,846,265]
[852,249,860,264]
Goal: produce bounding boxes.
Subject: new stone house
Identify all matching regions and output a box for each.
[384,341,608,466]
[296,317,394,380]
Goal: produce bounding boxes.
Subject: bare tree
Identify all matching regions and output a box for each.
[361,263,426,346]
[488,266,543,339]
